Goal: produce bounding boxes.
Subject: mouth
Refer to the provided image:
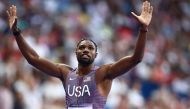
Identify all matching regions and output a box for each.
[81,54,90,59]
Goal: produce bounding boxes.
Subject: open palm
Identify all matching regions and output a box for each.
[7,5,17,30]
[131,1,153,26]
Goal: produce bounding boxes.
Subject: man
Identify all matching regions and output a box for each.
[7,1,153,109]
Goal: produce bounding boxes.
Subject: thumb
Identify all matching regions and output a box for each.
[11,18,17,30]
[13,18,17,28]
[131,12,138,19]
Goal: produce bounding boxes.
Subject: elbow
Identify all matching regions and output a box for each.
[134,57,143,64]
[26,55,39,65]
[27,59,34,65]
[132,53,144,64]
[137,58,143,63]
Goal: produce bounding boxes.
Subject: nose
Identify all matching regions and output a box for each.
[83,47,89,53]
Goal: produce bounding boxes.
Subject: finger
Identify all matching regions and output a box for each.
[9,6,13,16]
[12,6,15,17]
[149,6,153,14]
[13,5,17,17]
[142,1,146,13]
[147,2,150,12]
[144,1,148,13]
[11,5,15,16]
[6,10,10,18]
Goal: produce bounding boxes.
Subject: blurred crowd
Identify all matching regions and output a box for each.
[0,0,190,109]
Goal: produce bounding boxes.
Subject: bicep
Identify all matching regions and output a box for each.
[28,57,71,78]
[105,56,140,79]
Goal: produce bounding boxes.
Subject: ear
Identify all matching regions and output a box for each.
[75,48,77,55]
[95,52,98,58]
[75,47,78,53]
[75,51,77,55]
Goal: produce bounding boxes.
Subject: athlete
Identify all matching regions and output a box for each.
[7,1,153,109]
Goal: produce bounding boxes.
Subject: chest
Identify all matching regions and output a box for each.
[65,74,96,98]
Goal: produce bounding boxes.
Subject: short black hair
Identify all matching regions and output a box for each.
[76,38,97,52]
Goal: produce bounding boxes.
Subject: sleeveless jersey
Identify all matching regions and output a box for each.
[63,66,106,109]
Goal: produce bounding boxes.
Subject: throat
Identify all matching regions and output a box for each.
[77,65,94,76]
[76,70,90,76]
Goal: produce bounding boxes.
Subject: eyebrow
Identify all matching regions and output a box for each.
[79,42,94,46]
[78,44,95,47]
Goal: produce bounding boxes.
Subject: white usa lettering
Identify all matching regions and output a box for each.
[68,85,90,97]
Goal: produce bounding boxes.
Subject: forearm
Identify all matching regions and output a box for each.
[132,26,148,62]
[13,29,39,62]
[12,29,70,78]
[105,27,148,79]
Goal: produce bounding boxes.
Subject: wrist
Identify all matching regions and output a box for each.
[140,26,148,32]
[12,27,21,36]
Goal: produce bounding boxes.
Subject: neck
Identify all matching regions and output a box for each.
[77,64,94,76]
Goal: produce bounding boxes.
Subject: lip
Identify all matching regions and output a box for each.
[81,54,90,58]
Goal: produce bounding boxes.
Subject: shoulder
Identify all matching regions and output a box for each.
[95,64,113,80]
[96,64,112,72]
[56,63,73,75]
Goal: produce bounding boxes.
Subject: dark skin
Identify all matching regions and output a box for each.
[7,1,153,98]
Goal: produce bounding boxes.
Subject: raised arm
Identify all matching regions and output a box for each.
[103,1,153,80]
[7,5,72,79]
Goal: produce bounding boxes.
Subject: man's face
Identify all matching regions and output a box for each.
[76,40,97,66]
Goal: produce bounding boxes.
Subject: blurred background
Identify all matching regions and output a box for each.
[0,0,190,109]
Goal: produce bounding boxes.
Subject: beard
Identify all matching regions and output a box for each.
[77,56,94,66]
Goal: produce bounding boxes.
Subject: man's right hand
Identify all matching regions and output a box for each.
[7,5,17,31]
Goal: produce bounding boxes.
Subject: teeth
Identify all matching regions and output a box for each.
[83,54,88,56]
